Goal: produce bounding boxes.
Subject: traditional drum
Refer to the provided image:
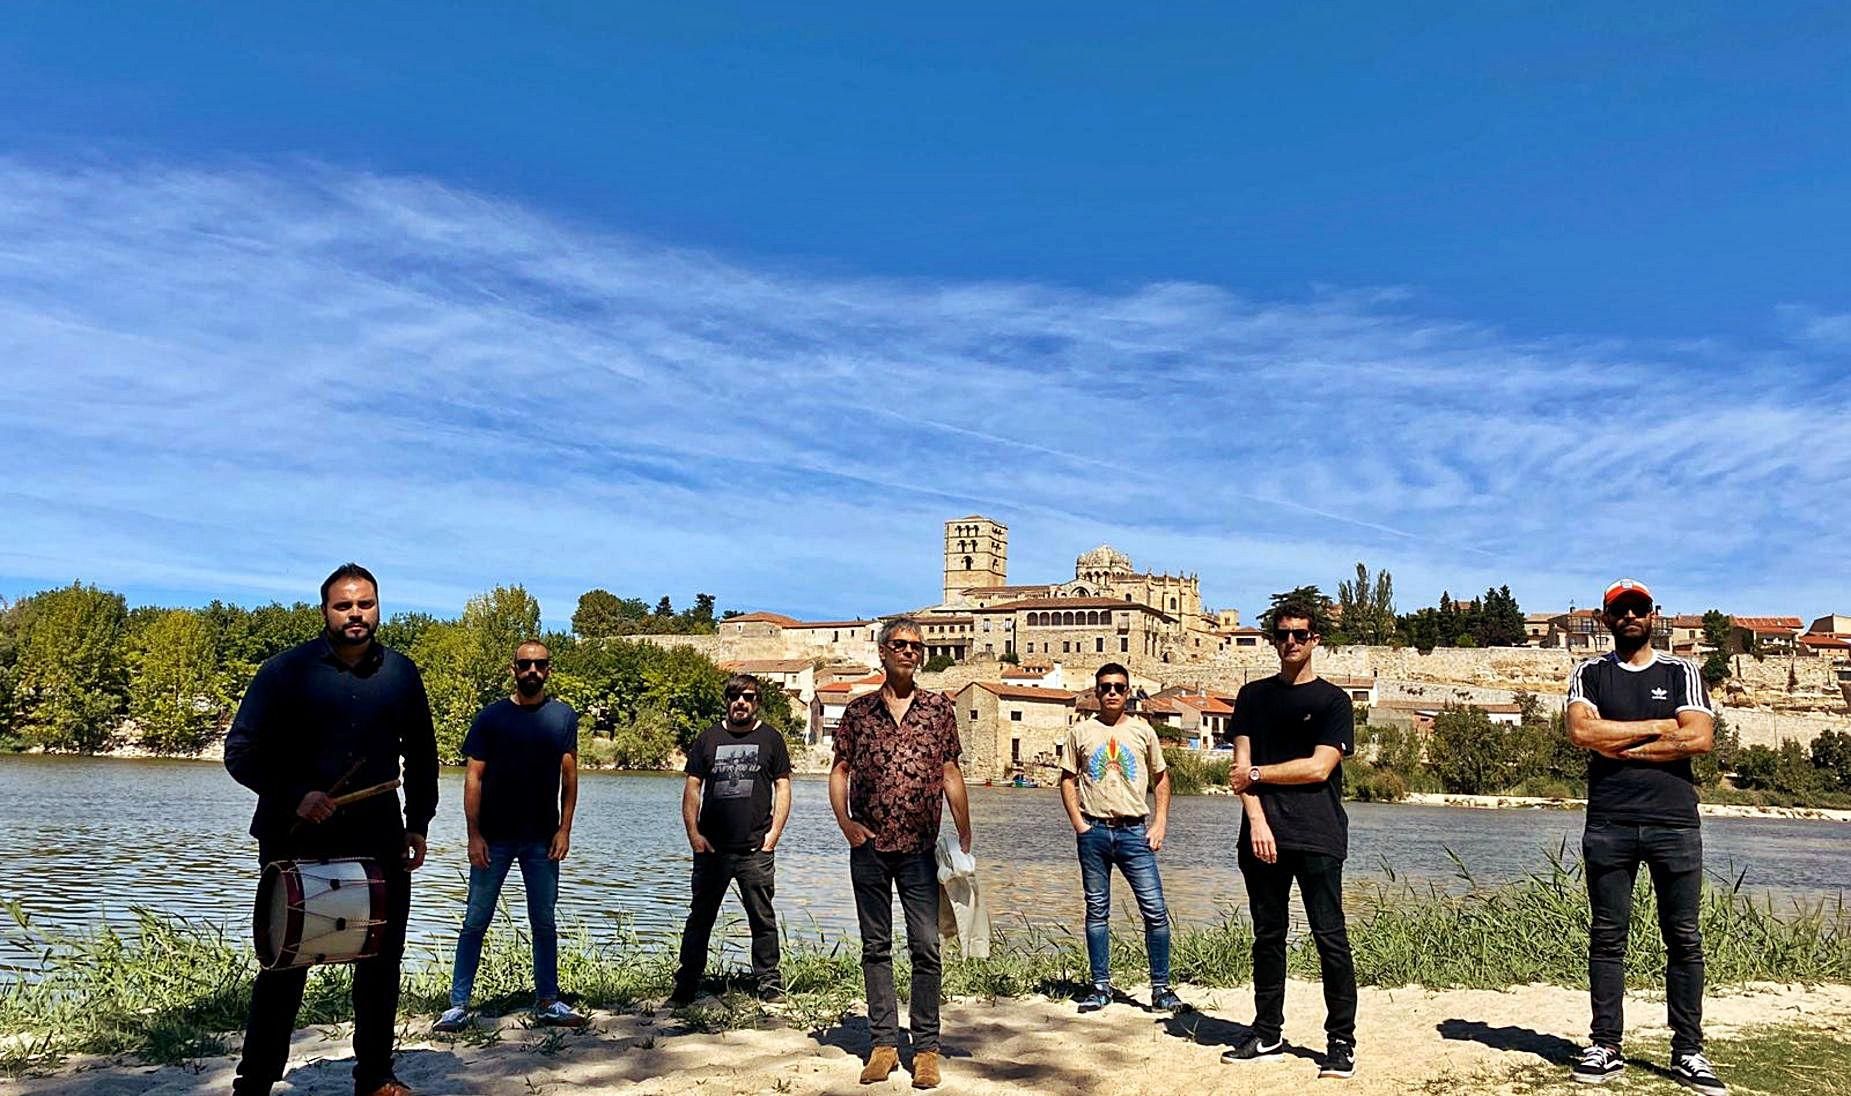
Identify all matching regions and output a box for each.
[254,857,390,970]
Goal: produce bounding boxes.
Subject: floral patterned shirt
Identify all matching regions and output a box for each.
[833,687,962,853]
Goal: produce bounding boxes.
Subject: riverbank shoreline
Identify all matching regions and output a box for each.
[9,980,1849,1094]
[1402,791,1851,822]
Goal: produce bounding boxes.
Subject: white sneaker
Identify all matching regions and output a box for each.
[432,1006,471,1033]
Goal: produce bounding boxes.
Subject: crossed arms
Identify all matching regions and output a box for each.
[1566,702,1714,762]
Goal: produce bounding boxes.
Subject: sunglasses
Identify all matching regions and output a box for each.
[884,639,926,653]
[1095,681,1130,695]
[1607,602,1653,619]
[514,658,551,671]
[1272,628,1314,644]
[726,691,760,702]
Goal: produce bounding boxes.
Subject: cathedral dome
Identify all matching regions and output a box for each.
[1076,544,1134,573]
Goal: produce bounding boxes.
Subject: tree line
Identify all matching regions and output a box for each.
[1348,698,1851,809]
[0,582,802,766]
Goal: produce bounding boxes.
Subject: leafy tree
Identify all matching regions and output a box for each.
[1473,585,1526,648]
[688,593,717,627]
[408,585,542,761]
[595,707,680,769]
[9,583,130,752]
[0,597,22,747]
[128,609,222,753]
[654,595,674,618]
[1811,729,1851,793]
[1336,563,1397,646]
[1733,740,1820,796]
[377,611,440,652]
[1700,610,1735,688]
[1258,585,1337,638]
[572,589,647,638]
[1693,712,1738,788]
[923,653,956,673]
[1425,705,1510,794]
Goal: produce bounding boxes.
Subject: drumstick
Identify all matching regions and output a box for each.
[287,760,369,837]
[328,779,400,809]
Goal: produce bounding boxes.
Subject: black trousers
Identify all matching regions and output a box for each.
[1238,846,1357,1047]
[849,843,942,1052]
[674,849,781,994]
[234,839,411,1096]
[1584,820,1706,1055]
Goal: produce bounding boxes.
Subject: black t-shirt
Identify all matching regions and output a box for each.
[461,697,579,843]
[685,721,793,852]
[1230,675,1355,859]
[1567,653,1713,827]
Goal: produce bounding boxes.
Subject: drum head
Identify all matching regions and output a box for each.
[253,860,305,969]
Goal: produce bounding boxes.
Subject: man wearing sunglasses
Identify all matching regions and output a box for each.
[831,617,972,1089]
[1060,662,1185,1014]
[434,640,584,1032]
[1224,602,1358,1080]
[669,673,793,1006]
[1564,580,1724,1094]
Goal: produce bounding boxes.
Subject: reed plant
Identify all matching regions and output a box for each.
[3,849,1846,1077]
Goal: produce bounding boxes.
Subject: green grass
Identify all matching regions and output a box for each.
[3,852,1847,1077]
[1423,1019,1851,1095]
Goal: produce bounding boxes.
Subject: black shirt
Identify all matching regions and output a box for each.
[224,636,439,848]
[1230,675,1355,859]
[1567,652,1713,827]
[685,721,792,852]
[462,697,579,843]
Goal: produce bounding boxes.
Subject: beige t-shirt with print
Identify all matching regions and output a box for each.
[1060,715,1167,820]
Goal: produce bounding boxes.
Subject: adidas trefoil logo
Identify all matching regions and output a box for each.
[1651,687,1669,700]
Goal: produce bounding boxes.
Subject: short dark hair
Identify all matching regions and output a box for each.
[320,563,378,606]
[724,673,762,699]
[1271,600,1318,631]
[1094,662,1131,683]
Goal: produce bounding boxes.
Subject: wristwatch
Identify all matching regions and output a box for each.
[1248,766,1262,786]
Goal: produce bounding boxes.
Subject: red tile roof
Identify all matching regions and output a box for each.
[1174,694,1234,715]
[1734,616,1803,632]
[787,619,875,630]
[969,682,1078,703]
[816,672,885,695]
[725,612,801,626]
[1799,634,1851,650]
[718,659,815,673]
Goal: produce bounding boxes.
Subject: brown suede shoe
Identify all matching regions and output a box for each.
[911,1050,941,1089]
[859,1045,900,1084]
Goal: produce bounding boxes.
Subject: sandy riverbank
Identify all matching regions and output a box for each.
[12,980,1848,1095]
[1402,791,1851,822]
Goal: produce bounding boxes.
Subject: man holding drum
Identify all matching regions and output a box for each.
[225,563,439,1096]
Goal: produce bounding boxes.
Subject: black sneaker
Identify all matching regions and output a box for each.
[757,985,786,1004]
[1149,987,1190,1013]
[1572,1044,1625,1084]
[1077,988,1112,1013]
[1671,1051,1726,1095]
[1319,1042,1355,1079]
[1221,1034,1286,1063]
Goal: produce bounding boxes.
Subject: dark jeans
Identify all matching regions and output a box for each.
[674,849,781,995]
[1584,820,1705,1055]
[849,842,942,1052]
[235,840,411,1096]
[1076,819,1171,990]
[448,840,560,1008]
[1239,846,1357,1047]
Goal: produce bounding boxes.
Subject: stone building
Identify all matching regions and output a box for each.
[953,681,1076,782]
[944,516,1009,602]
[972,596,1180,662]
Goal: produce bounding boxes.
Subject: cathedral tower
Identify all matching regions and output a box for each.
[944,516,1008,602]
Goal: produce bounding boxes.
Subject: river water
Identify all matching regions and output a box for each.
[0,756,1845,971]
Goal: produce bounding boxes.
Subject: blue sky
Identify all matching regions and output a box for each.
[2,4,1848,625]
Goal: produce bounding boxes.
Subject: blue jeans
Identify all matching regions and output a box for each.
[1077,820,1172,990]
[448,840,560,1009]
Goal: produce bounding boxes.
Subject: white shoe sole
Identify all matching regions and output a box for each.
[1572,1069,1623,1085]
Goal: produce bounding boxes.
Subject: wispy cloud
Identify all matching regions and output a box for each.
[2,158,1847,622]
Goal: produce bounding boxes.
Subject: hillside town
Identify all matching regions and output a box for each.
[675,516,1851,783]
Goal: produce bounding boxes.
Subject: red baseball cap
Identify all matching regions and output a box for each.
[1602,578,1654,609]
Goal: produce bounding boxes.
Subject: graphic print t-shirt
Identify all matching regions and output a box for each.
[1567,652,1713,827]
[1229,676,1355,859]
[685,721,792,851]
[461,697,579,843]
[1060,715,1167,820]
